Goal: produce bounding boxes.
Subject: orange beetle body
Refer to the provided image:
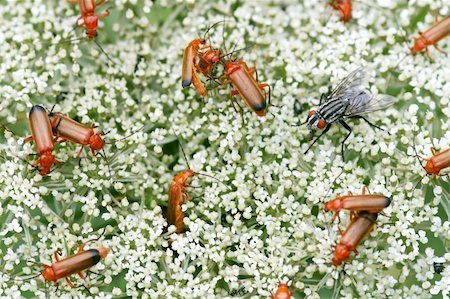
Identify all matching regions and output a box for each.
[272,283,295,299]
[41,247,109,286]
[411,16,450,55]
[48,112,105,157]
[68,0,109,38]
[329,0,352,23]
[332,212,377,266]
[324,186,390,221]
[423,147,450,177]
[224,60,270,116]
[167,170,195,234]
[25,105,59,176]
[181,39,208,89]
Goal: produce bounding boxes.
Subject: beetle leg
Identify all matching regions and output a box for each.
[54,136,67,143]
[361,186,367,195]
[78,272,86,279]
[65,276,76,288]
[95,0,106,6]
[432,43,446,54]
[182,190,191,202]
[198,45,211,51]
[338,120,352,160]
[430,147,437,156]
[332,211,339,222]
[434,12,440,24]
[24,136,34,143]
[78,18,85,27]
[77,145,85,158]
[304,123,332,154]
[98,10,110,19]
[349,211,357,222]
[425,46,432,59]
[77,242,88,254]
[31,159,40,167]
[265,84,274,108]
[53,250,61,262]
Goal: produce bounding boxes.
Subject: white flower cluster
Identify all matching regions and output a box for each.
[0,0,448,298]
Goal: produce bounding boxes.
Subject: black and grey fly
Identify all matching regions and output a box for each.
[301,67,396,159]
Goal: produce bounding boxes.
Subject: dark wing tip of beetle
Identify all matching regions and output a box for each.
[384,196,391,207]
[182,80,192,88]
[253,101,267,116]
[30,105,46,115]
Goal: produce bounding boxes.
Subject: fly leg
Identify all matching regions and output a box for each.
[338,120,352,161]
[304,124,332,154]
[350,115,387,133]
[319,86,332,105]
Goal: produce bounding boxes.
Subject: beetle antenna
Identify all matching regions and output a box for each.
[203,20,226,41]
[8,272,42,282]
[51,36,86,46]
[411,127,427,172]
[0,123,15,135]
[219,45,255,60]
[115,125,145,142]
[98,148,112,182]
[83,227,107,246]
[323,168,345,201]
[171,129,192,170]
[94,39,116,65]
[196,172,232,190]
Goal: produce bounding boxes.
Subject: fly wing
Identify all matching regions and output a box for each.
[327,67,371,102]
[344,93,396,116]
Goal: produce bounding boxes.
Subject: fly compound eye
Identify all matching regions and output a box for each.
[317,118,327,129]
[308,110,316,118]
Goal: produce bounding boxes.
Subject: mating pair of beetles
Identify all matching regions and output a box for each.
[181,22,271,117]
[26,105,106,175]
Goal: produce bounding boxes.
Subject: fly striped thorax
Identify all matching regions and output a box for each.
[318,98,350,123]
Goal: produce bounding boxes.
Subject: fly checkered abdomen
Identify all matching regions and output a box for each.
[301,67,396,159]
[319,98,349,123]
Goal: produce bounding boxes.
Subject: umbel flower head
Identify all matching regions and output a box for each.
[0,0,448,298]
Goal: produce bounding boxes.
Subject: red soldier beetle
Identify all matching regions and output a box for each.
[410,15,450,56]
[68,0,110,39]
[271,282,297,299]
[181,21,224,90]
[25,105,60,176]
[332,211,377,266]
[168,169,195,234]
[222,58,271,116]
[390,14,450,69]
[18,229,109,294]
[414,146,450,178]
[48,111,106,158]
[62,0,115,64]
[324,185,391,223]
[411,130,450,180]
[166,132,231,234]
[329,0,352,23]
